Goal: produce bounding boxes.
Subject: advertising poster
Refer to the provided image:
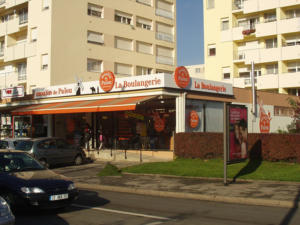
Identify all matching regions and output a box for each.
[228,105,248,163]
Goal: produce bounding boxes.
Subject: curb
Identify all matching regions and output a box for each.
[75,182,297,209]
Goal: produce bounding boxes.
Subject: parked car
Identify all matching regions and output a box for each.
[0,138,30,150]
[14,137,85,167]
[0,149,79,210]
[0,196,15,225]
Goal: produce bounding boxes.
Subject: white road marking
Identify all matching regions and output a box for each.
[72,204,171,221]
[144,222,164,225]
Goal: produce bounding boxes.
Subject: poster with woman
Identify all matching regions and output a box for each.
[229,105,248,163]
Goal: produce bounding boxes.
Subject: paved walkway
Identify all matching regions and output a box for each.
[53,161,300,208]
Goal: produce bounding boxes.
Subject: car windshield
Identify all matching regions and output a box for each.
[15,140,33,151]
[0,152,45,173]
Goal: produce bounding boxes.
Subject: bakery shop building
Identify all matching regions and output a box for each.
[0,67,235,152]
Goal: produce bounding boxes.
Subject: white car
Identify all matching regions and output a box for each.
[0,196,15,225]
[0,138,30,150]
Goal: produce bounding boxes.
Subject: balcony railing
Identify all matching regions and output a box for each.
[18,72,26,81]
[156,8,174,19]
[156,55,174,65]
[156,32,174,42]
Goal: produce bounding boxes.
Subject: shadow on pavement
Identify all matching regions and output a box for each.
[14,190,109,225]
[231,140,262,183]
[279,189,300,225]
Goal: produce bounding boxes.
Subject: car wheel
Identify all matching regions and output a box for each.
[74,155,83,165]
[39,158,49,168]
[1,192,14,209]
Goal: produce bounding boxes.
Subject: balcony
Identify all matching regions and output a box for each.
[234,48,281,65]
[278,17,300,34]
[155,8,174,19]
[279,72,300,88]
[4,42,36,62]
[244,0,277,14]
[233,77,256,88]
[156,32,174,42]
[255,21,277,37]
[280,0,300,8]
[257,74,279,90]
[156,55,174,65]
[282,45,300,61]
[232,0,244,12]
[136,0,152,6]
[0,71,20,89]
[5,0,28,9]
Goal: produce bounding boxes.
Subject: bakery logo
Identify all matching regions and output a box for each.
[189,110,199,128]
[100,71,115,92]
[174,66,190,89]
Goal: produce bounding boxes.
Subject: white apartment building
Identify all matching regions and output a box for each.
[204,0,300,96]
[0,0,176,94]
[185,64,205,79]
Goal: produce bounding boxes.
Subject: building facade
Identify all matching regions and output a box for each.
[0,0,176,94]
[204,0,300,96]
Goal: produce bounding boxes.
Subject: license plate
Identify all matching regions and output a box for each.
[49,194,69,201]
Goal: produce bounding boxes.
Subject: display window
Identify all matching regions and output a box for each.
[0,114,13,138]
[14,116,32,137]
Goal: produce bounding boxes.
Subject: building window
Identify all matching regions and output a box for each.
[42,0,49,10]
[266,38,277,49]
[0,40,4,56]
[207,0,214,9]
[87,31,104,45]
[208,44,216,56]
[31,27,37,42]
[18,8,28,25]
[221,18,229,30]
[156,0,174,19]
[136,0,152,7]
[115,37,133,51]
[274,106,294,117]
[156,22,174,42]
[87,58,102,72]
[18,62,27,80]
[264,12,276,23]
[115,11,132,25]
[88,3,103,18]
[136,17,152,30]
[41,54,48,70]
[285,35,300,46]
[222,67,231,79]
[287,62,300,73]
[136,41,153,54]
[266,64,278,75]
[115,63,132,76]
[286,9,300,19]
[137,66,152,75]
[156,46,174,65]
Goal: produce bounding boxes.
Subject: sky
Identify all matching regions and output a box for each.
[176,0,204,66]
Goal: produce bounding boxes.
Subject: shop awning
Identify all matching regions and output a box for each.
[12,96,156,115]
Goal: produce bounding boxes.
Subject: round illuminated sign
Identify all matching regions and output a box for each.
[154,118,165,132]
[174,66,190,89]
[189,110,199,128]
[100,71,115,92]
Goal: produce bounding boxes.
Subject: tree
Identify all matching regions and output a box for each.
[287,97,300,133]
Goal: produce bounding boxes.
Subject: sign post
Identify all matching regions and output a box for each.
[223,102,228,185]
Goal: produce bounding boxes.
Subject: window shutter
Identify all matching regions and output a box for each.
[115,37,132,51]
[137,42,152,54]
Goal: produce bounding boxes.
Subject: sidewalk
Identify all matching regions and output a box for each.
[54,161,300,208]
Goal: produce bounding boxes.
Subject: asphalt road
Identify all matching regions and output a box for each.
[14,188,300,225]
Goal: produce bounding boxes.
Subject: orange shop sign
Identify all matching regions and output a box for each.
[189,110,199,128]
[100,71,115,92]
[174,66,190,88]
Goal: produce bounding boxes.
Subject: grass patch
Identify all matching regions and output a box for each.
[122,158,300,182]
[98,162,121,177]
